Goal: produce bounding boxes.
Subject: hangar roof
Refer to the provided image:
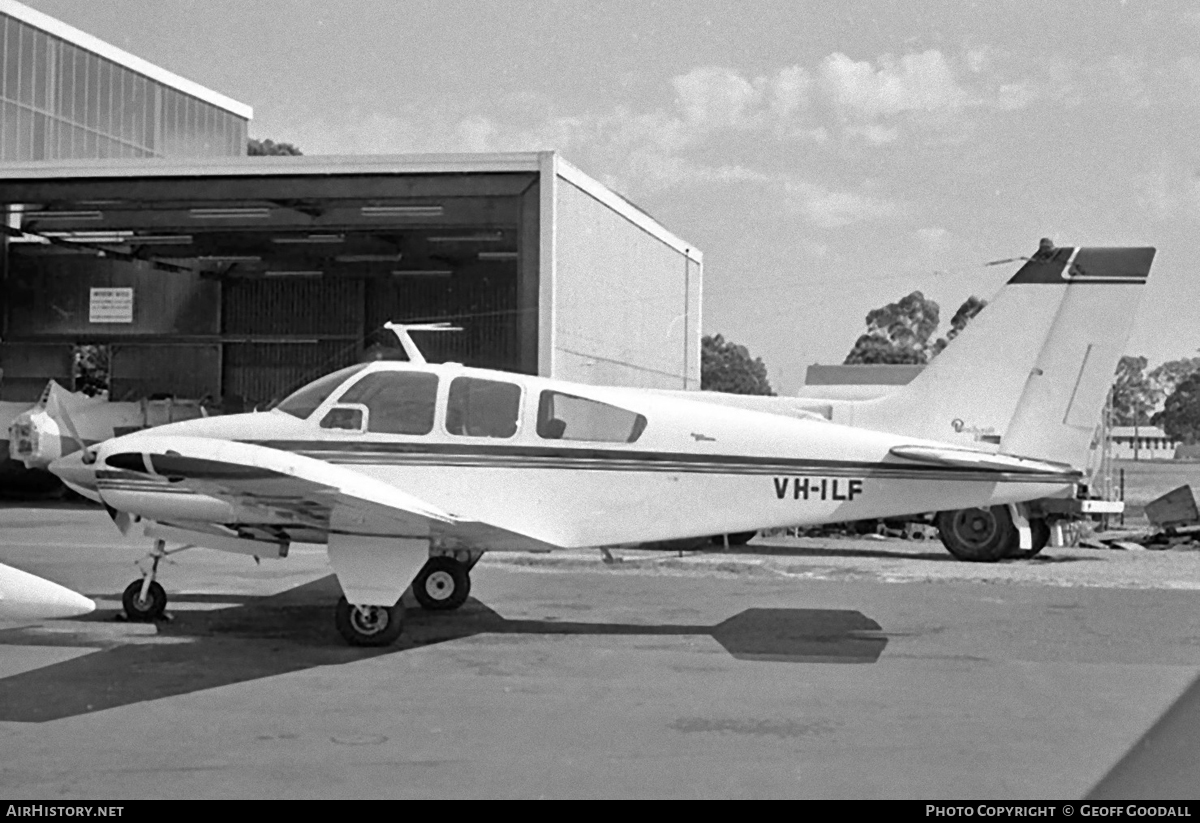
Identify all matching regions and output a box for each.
[0,152,700,262]
[0,0,253,120]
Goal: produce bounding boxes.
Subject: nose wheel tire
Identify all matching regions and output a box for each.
[412,557,471,611]
[935,506,1016,563]
[335,597,405,646]
[122,579,167,621]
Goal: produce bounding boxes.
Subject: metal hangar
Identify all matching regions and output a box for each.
[0,152,702,410]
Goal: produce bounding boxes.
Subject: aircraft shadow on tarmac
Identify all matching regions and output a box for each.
[0,575,887,723]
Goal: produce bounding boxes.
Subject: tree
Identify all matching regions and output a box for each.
[701,334,774,395]
[1152,372,1200,444]
[73,344,109,397]
[1148,357,1200,403]
[844,290,940,364]
[247,138,303,156]
[928,295,987,358]
[1111,355,1155,426]
[844,292,986,365]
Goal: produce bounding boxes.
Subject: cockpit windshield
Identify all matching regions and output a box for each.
[274,364,369,419]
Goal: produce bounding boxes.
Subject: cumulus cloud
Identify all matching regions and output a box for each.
[672,67,765,130]
[784,181,910,229]
[1136,158,1200,222]
[273,46,1040,203]
[819,50,970,119]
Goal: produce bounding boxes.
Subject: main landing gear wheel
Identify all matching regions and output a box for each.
[335,597,405,646]
[122,579,167,621]
[935,506,1016,563]
[412,557,471,611]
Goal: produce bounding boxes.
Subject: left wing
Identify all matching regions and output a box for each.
[99,435,562,552]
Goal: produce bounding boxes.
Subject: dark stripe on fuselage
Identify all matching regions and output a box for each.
[99,440,1076,485]
[271,439,1076,480]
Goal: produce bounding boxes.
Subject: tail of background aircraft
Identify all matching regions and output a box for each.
[838,242,1156,469]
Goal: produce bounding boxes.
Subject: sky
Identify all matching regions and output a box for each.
[24,0,1200,393]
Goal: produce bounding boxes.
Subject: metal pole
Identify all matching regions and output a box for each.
[1120,468,1125,527]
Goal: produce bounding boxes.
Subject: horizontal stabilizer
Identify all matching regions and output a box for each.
[888,445,1080,479]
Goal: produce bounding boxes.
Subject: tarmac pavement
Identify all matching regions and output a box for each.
[2,506,1199,799]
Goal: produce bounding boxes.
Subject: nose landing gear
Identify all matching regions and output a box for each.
[120,538,190,621]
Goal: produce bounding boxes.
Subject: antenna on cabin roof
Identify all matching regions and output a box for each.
[381,321,462,365]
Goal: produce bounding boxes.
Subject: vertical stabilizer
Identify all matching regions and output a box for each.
[838,243,1155,467]
[999,246,1156,466]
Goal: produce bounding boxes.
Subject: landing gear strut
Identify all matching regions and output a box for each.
[121,538,185,620]
[412,556,472,611]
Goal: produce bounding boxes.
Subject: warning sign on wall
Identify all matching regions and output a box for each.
[89,287,134,323]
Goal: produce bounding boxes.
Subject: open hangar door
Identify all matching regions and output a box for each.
[0,162,542,413]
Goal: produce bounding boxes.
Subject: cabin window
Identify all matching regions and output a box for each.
[537,391,647,443]
[446,377,521,438]
[336,371,439,435]
[319,406,364,431]
[275,364,368,419]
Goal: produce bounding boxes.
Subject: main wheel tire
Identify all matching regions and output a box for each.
[122,579,167,621]
[335,596,404,646]
[1009,518,1052,559]
[412,557,471,611]
[935,506,1016,563]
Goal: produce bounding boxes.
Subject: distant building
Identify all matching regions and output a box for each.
[1109,426,1179,461]
[799,364,924,401]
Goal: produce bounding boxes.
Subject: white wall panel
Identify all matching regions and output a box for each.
[551,172,701,389]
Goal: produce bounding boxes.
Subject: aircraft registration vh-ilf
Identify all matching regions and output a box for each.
[49,241,1155,646]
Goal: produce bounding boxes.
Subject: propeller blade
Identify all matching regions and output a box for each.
[43,381,88,457]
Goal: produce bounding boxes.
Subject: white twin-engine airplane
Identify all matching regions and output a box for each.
[49,242,1155,646]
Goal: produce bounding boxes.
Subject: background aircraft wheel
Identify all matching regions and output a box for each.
[935,506,1015,562]
[1008,518,1051,559]
[335,597,404,646]
[412,557,470,611]
[122,579,167,621]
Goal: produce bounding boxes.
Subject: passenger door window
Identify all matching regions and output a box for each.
[446,377,521,438]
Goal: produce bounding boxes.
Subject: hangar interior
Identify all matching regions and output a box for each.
[0,153,701,411]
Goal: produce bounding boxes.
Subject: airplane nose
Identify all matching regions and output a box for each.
[48,450,102,503]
